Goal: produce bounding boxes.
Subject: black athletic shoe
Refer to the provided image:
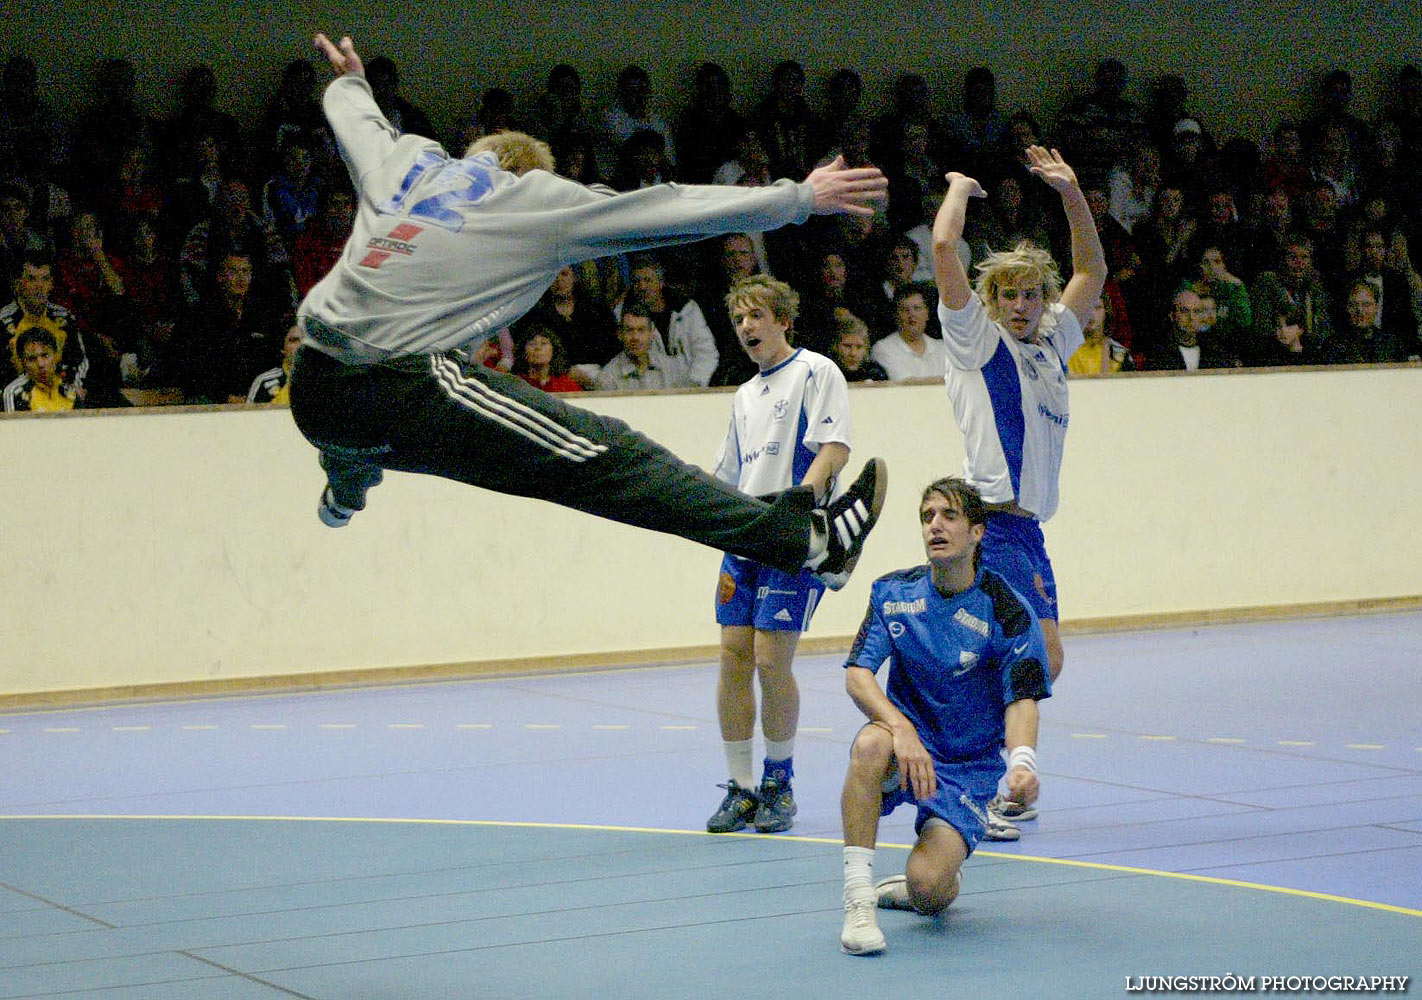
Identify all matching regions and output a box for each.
[753,777,797,833]
[706,781,759,833]
[814,458,888,591]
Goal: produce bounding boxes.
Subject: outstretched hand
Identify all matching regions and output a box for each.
[806,156,889,217]
[313,33,364,78]
[1025,145,1079,192]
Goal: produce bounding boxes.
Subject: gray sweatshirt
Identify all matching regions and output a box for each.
[298,76,815,364]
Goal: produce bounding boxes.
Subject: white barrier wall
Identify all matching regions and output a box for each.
[2,366,1420,698]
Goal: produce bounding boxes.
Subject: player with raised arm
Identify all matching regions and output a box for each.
[931,146,1106,837]
[292,35,889,590]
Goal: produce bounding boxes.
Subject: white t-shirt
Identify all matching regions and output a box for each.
[712,348,851,499]
[939,295,1084,521]
[871,333,949,381]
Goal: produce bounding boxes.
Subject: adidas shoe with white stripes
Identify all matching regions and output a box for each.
[813,458,887,591]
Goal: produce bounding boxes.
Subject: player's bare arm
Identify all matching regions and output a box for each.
[1026,146,1107,328]
[1003,698,1041,805]
[801,441,849,504]
[846,666,937,801]
[932,172,986,310]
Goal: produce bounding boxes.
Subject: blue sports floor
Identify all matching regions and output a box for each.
[2,613,1418,997]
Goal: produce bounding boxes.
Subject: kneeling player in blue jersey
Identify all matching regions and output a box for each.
[837,477,1050,956]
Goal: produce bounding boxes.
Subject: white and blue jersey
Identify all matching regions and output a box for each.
[846,565,1051,765]
[711,348,851,499]
[939,295,1083,521]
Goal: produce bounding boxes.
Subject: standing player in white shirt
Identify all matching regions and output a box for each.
[705,275,856,834]
[931,146,1106,838]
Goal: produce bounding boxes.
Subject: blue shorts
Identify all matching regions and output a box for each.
[879,753,1004,854]
[981,513,1058,621]
[715,554,825,632]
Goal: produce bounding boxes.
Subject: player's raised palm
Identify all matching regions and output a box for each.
[1025,145,1078,193]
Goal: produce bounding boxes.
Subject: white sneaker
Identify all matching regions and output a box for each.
[988,793,1038,822]
[840,895,886,955]
[875,871,961,911]
[875,874,914,911]
[983,810,1021,841]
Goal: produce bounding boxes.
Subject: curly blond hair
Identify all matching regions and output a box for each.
[467,131,554,175]
[974,241,1063,325]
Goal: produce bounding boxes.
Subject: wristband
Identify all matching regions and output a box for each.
[1007,745,1037,776]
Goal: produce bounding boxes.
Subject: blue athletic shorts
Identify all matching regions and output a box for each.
[715,554,825,632]
[981,513,1058,621]
[879,753,1003,854]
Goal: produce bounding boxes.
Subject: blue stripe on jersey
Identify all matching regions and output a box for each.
[981,339,1026,499]
[791,398,813,485]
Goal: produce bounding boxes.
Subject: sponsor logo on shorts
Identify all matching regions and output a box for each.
[773,609,794,623]
[953,651,979,676]
[954,608,989,636]
[960,793,990,826]
[888,621,906,638]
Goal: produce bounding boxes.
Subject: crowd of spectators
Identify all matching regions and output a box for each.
[2,51,1419,413]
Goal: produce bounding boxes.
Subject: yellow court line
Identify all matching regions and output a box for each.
[3,814,1416,919]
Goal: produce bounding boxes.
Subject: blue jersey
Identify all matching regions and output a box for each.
[846,565,1051,763]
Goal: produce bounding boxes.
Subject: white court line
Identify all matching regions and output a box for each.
[456,723,493,729]
[113,726,150,732]
[594,724,629,730]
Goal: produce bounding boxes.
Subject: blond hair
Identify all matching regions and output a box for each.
[974,241,1063,325]
[467,131,554,175]
[725,274,799,327]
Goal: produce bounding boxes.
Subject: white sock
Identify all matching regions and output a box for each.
[724,739,755,789]
[844,845,875,900]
